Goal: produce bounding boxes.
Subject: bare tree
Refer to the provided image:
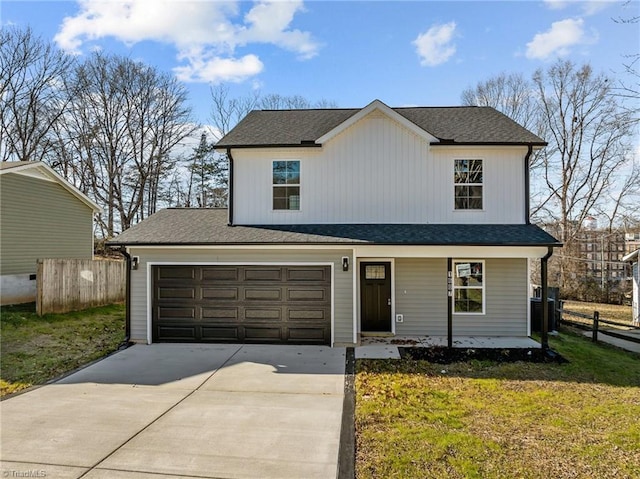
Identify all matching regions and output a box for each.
[462,61,638,296]
[0,26,74,163]
[612,1,639,124]
[60,53,195,236]
[533,60,636,290]
[461,72,539,130]
[460,71,547,174]
[210,85,260,140]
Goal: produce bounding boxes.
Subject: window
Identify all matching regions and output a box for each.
[454,159,483,210]
[365,265,386,280]
[453,261,484,314]
[273,161,300,210]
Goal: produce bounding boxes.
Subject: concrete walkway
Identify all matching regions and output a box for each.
[1,344,346,479]
[582,329,640,354]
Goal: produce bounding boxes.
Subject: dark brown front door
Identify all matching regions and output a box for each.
[360,262,392,332]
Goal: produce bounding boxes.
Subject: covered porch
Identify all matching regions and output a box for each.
[356,335,541,359]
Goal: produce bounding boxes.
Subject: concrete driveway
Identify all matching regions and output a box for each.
[1,344,346,479]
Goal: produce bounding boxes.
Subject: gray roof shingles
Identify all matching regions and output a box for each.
[215,105,545,148]
[108,208,560,247]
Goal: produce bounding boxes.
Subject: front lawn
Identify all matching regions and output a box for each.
[0,303,125,396]
[563,300,633,326]
[356,331,640,479]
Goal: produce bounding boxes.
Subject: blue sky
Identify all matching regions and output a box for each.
[2,0,639,126]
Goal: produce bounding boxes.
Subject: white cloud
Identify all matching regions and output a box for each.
[54,0,318,83]
[240,1,318,59]
[174,54,264,84]
[413,22,457,67]
[525,18,592,60]
[543,0,570,10]
[543,0,613,15]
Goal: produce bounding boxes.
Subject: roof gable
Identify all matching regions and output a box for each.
[316,99,438,144]
[0,162,101,212]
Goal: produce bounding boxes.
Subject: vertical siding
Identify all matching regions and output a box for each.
[0,173,94,275]
[232,112,526,225]
[453,258,528,336]
[128,248,354,345]
[394,258,448,336]
[431,148,526,224]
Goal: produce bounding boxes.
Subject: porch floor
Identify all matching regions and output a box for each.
[356,335,541,359]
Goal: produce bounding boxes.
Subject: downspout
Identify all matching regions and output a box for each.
[119,246,132,347]
[227,148,235,226]
[447,258,453,348]
[540,246,554,351]
[524,144,532,225]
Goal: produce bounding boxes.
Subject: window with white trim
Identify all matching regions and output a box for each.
[453,260,485,314]
[454,159,483,210]
[273,160,300,210]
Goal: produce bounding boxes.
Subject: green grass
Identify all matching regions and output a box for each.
[356,330,640,479]
[0,303,125,396]
[563,300,633,326]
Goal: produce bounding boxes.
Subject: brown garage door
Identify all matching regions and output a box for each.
[152,265,331,345]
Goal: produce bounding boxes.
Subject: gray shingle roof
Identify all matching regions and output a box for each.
[215,105,545,148]
[108,208,560,247]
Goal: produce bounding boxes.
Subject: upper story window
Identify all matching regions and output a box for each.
[273,160,300,210]
[454,159,483,210]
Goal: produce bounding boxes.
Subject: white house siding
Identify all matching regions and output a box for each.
[394,258,448,336]
[232,112,527,225]
[453,258,528,336]
[127,247,355,345]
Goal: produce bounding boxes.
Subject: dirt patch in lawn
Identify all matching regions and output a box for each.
[399,346,567,364]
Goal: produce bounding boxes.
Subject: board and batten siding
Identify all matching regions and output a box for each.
[453,258,529,336]
[232,112,527,225]
[394,258,448,336]
[128,248,355,345]
[0,173,94,275]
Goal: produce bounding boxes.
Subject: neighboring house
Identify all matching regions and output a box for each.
[109,100,561,346]
[0,161,100,305]
[623,249,639,326]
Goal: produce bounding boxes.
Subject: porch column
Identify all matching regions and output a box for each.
[447,258,453,348]
[540,247,554,351]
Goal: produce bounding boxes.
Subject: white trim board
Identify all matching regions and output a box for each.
[0,161,101,212]
[127,244,551,258]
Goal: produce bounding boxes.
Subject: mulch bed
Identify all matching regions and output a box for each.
[399,347,567,364]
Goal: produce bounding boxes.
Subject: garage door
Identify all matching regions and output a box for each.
[152,265,331,345]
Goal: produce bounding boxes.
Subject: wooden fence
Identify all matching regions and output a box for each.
[37,258,126,315]
[559,305,640,345]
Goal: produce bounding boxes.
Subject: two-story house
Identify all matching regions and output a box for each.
[109,100,561,347]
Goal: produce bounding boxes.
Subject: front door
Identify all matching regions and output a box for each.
[360,262,392,332]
